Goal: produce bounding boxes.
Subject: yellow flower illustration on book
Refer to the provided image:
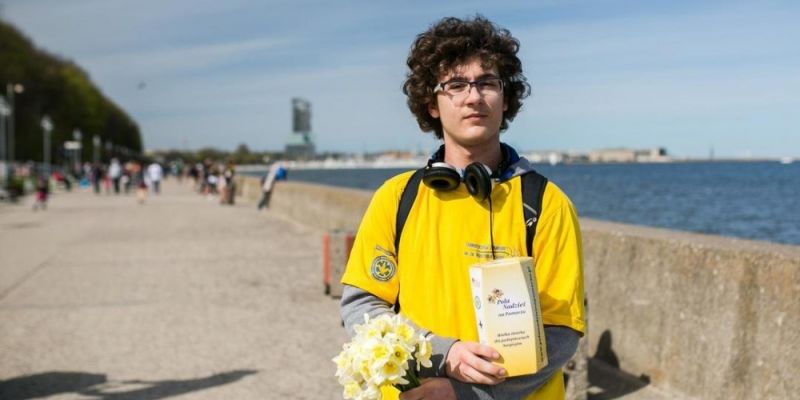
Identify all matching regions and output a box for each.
[487,288,504,304]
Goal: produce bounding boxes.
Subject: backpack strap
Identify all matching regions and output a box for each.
[521,171,548,257]
[395,168,425,255]
[393,168,424,313]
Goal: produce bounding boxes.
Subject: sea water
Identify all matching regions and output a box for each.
[246,161,800,245]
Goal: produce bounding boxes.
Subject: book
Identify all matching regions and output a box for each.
[469,257,548,377]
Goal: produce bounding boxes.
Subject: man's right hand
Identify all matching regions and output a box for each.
[445,341,507,385]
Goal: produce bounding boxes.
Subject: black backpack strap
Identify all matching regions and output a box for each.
[521,171,548,257]
[395,168,424,255]
[393,168,424,313]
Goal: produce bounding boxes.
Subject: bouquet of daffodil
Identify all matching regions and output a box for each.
[333,313,433,400]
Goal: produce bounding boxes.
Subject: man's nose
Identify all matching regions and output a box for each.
[462,83,483,104]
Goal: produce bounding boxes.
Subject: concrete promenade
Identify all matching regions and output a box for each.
[1,177,718,400]
[0,180,346,399]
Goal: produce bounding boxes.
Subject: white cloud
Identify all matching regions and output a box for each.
[85,37,290,79]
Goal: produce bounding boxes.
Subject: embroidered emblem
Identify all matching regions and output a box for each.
[370,256,396,282]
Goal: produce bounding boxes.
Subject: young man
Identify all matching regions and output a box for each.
[340,16,585,400]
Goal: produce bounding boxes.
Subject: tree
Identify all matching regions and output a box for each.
[0,20,143,164]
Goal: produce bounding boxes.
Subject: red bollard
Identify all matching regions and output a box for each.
[322,230,354,298]
[323,233,331,295]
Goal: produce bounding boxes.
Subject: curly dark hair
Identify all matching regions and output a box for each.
[403,16,531,139]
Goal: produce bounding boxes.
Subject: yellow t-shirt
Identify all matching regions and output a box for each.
[342,170,585,399]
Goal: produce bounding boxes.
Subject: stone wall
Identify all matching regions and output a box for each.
[236,177,371,232]
[236,175,800,399]
[580,220,799,399]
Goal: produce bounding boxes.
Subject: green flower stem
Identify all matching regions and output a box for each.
[395,369,421,392]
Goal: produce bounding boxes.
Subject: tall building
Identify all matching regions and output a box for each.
[285,98,316,160]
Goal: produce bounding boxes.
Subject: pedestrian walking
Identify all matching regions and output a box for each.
[108,158,122,194]
[134,162,147,204]
[91,163,104,194]
[221,162,236,205]
[257,161,284,210]
[147,162,163,194]
[32,176,49,211]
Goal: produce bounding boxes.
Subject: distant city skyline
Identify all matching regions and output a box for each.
[3,0,799,158]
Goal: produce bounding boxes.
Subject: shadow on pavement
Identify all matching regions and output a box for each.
[588,330,652,400]
[0,369,258,400]
[0,371,106,399]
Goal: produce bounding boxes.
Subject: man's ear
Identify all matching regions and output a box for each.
[428,102,440,119]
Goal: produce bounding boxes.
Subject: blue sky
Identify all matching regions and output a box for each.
[3,0,799,158]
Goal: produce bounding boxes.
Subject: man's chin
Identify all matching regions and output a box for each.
[464,128,500,143]
[447,136,499,150]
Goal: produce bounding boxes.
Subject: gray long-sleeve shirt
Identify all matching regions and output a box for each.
[340,284,580,399]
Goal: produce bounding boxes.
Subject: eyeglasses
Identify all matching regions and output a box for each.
[433,77,504,101]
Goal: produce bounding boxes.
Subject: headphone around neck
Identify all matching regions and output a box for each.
[421,144,514,202]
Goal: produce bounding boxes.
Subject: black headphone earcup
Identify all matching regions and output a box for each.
[464,162,493,202]
[422,164,461,191]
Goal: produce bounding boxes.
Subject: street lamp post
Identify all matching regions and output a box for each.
[0,96,8,164]
[6,83,24,163]
[0,96,8,184]
[41,115,53,178]
[73,129,82,174]
[92,134,100,164]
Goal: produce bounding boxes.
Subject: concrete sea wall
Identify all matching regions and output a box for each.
[236,176,800,399]
[236,178,371,231]
[581,220,799,399]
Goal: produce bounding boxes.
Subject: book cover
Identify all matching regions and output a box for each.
[469,257,548,377]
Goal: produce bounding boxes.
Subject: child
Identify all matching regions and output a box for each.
[135,162,148,204]
[33,177,49,211]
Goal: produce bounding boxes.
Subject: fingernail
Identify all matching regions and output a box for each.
[499,369,507,376]
[493,352,500,359]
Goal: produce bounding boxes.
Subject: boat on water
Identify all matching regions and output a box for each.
[780,157,794,165]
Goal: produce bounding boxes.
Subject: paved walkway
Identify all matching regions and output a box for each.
[0,180,678,400]
[0,181,346,399]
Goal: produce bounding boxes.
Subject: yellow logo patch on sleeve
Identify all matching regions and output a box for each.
[370,256,396,282]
